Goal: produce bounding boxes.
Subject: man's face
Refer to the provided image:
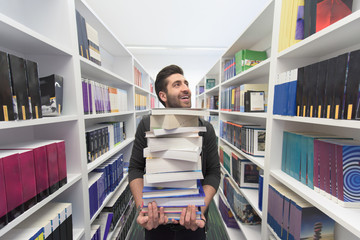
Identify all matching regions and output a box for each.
[160,73,191,108]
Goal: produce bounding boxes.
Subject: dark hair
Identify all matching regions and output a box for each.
[155,65,184,107]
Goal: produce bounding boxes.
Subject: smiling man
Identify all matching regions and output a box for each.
[128,65,220,240]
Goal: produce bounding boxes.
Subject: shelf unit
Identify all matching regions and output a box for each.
[196,0,360,239]
[0,0,158,239]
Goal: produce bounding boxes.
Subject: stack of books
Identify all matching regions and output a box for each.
[141,108,209,220]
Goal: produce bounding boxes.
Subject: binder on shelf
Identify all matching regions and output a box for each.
[0,51,16,121]
[25,59,42,119]
[39,74,64,116]
[8,54,32,120]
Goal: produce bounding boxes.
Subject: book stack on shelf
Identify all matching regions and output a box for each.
[76,10,102,65]
[222,175,261,225]
[220,120,266,157]
[141,108,209,220]
[278,0,353,52]
[221,83,268,112]
[0,140,68,227]
[0,51,64,121]
[82,78,128,114]
[282,131,360,207]
[85,122,126,163]
[88,152,124,220]
[135,93,147,110]
[268,183,335,240]
[206,95,219,110]
[1,202,73,240]
[274,49,360,119]
[134,66,143,88]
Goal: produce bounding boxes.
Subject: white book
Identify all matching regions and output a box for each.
[143,147,201,162]
[144,170,203,184]
[143,178,197,189]
[151,108,209,117]
[145,131,199,138]
[142,187,199,199]
[146,156,201,174]
[147,136,202,152]
[151,126,206,136]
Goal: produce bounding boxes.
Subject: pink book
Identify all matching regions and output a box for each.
[313,140,321,192]
[0,151,24,221]
[319,140,329,195]
[0,156,8,229]
[55,140,67,187]
[0,143,50,202]
[16,149,37,210]
[44,142,60,194]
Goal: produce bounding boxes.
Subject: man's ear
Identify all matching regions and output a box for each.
[159,91,167,103]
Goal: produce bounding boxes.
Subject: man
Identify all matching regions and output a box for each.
[128,65,220,239]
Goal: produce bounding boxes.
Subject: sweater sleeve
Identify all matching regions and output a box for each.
[128,116,149,183]
[201,120,221,191]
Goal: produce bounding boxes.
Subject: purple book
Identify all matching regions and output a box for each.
[103,212,113,240]
[88,81,93,114]
[296,6,305,40]
[82,80,88,114]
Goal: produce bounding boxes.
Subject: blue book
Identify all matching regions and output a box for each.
[258,175,263,211]
[287,70,298,116]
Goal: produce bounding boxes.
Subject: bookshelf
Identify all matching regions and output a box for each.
[196,0,360,239]
[0,0,158,239]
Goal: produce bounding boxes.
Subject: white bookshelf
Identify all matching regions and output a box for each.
[0,0,155,239]
[196,0,360,239]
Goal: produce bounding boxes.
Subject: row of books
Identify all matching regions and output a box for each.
[278,0,353,52]
[234,49,267,75]
[111,201,136,240]
[103,185,132,233]
[206,95,218,110]
[220,120,266,157]
[76,10,102,65]
[218,194,239,229]
[135,93,147,111]
[282,131,360,207]
[206,78,216,89]
[205,115,219,136]
[223,57,236,82]
[150,96,156,109]
[134,66,144,88]
[222,175,261,225]
[220,84,268,112]
[2,202,73,240]
[88,152,124,219]
[219,145,261,189]
[268,183,335,240]
[91,212,113,240]
[85,122,126,163]
[197,85,205,95]
[0,140,67,229]
[141,110,208,219]
[82,78,128,115]
[0,51,64,121]
[274,49,360,120]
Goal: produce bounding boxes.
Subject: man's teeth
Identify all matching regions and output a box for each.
[181,96,189,99]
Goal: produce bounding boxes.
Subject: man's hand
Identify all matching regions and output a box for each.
[173,205,206,231]
[137,202,168,230]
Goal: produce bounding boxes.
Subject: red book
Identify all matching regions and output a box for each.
[44,142,60,194]
[0,156,8,229]
[55,140,67,187]
[0,151,24,222]
[316,0,352,32]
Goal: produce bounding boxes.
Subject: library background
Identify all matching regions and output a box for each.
[1,0,360,239]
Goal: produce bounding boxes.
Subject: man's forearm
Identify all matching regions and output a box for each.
[200,184,217,216]
[129,178,144,208]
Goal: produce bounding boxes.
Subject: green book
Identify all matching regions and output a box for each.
[206,78,216,89]
[243,49,267,72]
[235,49,244,75]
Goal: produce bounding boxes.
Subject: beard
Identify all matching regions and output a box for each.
[166,93,191,108]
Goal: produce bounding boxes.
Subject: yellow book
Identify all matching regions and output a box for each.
[284,0,294,51]
[278,0,287,52]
